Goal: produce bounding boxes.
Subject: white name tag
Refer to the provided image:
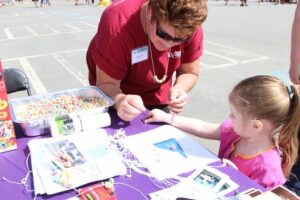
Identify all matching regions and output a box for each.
[131,46,148,65]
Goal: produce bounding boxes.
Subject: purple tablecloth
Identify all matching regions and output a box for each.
[0,109,266,200]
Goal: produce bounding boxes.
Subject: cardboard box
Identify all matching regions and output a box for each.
[0,60,17,153]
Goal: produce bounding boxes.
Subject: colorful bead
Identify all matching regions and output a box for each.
[14,95,109,121]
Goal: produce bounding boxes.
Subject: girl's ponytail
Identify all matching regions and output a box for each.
[279,85,300,177]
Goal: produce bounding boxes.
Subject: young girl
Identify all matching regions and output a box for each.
[144,75,300,189]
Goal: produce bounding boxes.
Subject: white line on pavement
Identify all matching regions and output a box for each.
[239,56,270,65]
[52,54,88,86]
[2,48,87,62]
[4,28,14,40]
[0,27,94,42]
[25,25,39,37]
[44,24,60,34]
[204,50,239,63]
[63,23,82,32]
[79,22,97,29]
[201,40,270,71]
[204,40,268,59]
[201,56,269,71]
[204,40,244,52]
[19,57,47,94]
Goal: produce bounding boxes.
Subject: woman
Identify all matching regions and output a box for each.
[86,0,208,121]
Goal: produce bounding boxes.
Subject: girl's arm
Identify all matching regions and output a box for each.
[144,109,221,140]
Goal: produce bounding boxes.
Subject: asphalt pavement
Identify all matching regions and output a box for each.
[0,0,297,153]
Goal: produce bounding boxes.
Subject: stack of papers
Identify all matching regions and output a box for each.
[29,129,126,195]
[124,125,220,181]
[149,166,238,200]
[237,186,300,200]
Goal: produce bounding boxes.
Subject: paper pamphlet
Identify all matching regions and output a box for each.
[237,186,300,200]
[149,166,238,200]
[29,129,126,195]
[124,125,220,181]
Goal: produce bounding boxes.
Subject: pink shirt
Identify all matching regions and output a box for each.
[218,119,286,189]
[86,0,203,106]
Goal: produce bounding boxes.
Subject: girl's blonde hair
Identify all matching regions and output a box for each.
[229,75,300,177]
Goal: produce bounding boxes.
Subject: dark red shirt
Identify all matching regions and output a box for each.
[87,0,203,106]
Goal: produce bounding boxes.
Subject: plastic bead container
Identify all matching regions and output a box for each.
[9,86,114,136]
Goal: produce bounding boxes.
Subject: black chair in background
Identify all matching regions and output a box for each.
[3,68,32,138]
[3,68,32,96]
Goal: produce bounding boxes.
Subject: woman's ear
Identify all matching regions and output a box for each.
[147,6,152,22]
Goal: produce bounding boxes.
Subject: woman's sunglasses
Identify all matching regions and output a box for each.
[156,26,187,43]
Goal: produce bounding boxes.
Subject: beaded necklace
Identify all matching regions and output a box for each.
[147,36,169,84]
[146,6,169,84]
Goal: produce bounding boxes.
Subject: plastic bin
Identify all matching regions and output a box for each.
[9,86,114,136]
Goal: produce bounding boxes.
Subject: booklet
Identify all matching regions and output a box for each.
[237,186,300,200]
[149,166,238,200]
[29,129,126,195]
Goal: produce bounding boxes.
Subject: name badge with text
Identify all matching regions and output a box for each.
[131,46,148,65]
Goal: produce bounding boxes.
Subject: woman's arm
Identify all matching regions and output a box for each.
[96,67,146,121]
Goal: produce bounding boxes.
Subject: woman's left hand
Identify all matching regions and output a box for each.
[168,87,188,114]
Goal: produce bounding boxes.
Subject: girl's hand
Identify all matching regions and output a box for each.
[143,109,169,124]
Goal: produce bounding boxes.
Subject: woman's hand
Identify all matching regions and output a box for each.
[115,94,146,121]
[168,87,188,114]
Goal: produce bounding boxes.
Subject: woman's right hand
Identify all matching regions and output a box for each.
[115,94,146,121]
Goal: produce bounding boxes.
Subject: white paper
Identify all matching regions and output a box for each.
[31,153,46,195]
[80,112,111,131]
[124,125,220,180]
[149,166,238,200]
[29,129,126,195]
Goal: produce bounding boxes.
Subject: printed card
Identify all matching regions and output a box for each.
[149,166,238,200]
[0,60,17,153]
[78,183,116,200]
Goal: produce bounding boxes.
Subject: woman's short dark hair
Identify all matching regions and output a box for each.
[148,0,208,38]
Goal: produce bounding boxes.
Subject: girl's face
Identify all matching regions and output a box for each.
[228,103,254,138]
